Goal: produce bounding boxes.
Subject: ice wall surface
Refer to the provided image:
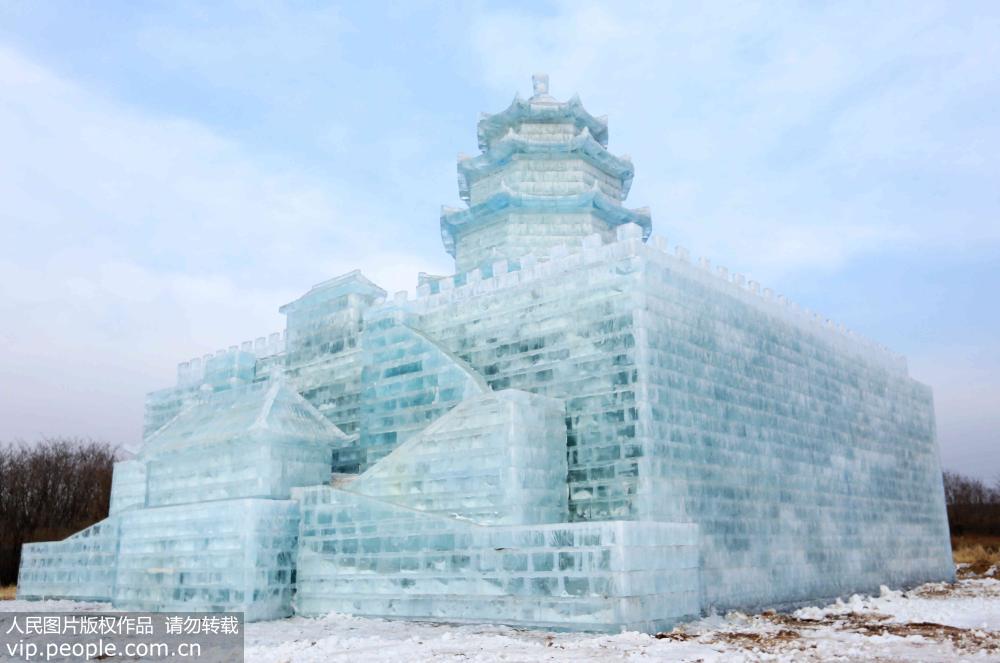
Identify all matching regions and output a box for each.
[19,74,953,632]
[18,519,120,602]
[20,382,340,620]
[351,389,568,526]
[357,308,489,472]
[295,486,701,633]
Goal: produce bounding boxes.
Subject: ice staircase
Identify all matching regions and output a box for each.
[294,388,701,632]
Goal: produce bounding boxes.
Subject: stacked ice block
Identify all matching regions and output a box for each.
[295,486,700,632]
[18,519,120,602]
[352,390,567,525]
[19,381,340,620]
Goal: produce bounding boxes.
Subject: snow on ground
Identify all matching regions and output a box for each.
[3,571,999,662]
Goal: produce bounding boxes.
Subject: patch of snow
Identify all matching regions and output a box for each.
[3,575,999,661]
[793,577,1000,631]
[0,599,109,613]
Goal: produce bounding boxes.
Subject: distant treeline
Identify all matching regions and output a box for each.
[0,439,117,586]
[943,470,1000,538]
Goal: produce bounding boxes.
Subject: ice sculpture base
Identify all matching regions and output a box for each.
[294,486,701,633]
[18,499,300,623]
[17,518,120,602]
[114,499,299,621]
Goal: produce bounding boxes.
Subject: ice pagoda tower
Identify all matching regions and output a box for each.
[442,73,650,272]
[18,75,955,634]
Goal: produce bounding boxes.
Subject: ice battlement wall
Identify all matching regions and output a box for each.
[149,223,925,527]
[160,224,905,404]
[176,330,288,386]
[389,223,905,373]
[162,224,905,409]
[361,223,952,611]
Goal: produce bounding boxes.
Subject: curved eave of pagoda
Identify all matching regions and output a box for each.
[457,130,635,203]
[476,94,609,152]
[440,189,652,257]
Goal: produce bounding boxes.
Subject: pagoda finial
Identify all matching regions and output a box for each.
[531,73,549,97]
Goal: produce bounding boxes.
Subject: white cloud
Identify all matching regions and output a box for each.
[134,3,350,95]
[463,1,1000,278]
[0,45,437,444]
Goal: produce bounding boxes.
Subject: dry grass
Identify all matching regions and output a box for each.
[653,605,1000,656]
[955,544,1000,565]
[953,535,1000,576]
[0,585,15,600]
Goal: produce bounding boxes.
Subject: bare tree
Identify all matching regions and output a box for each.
[943,469,1000,538]
[942,470,995,506]
[0,438,118,585]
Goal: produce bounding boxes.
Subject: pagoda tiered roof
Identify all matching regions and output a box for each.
[440,187,651,258]
[476,79,609,150]
[457,126,635,203]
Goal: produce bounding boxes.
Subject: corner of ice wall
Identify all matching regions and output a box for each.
[639,232,909,373]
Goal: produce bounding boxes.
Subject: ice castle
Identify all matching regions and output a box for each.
[18,74,954,632]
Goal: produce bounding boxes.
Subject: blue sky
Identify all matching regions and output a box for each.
[0,1,997,480]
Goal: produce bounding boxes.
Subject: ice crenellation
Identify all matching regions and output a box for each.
[177,226,906,384]
[176,330,287,386]
[17,74,950,633]
[404,228,906,373]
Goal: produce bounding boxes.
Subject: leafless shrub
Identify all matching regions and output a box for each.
[944,470,999,506]
[0,438,118,585]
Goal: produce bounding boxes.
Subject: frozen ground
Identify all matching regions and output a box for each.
[3,567,998,661]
